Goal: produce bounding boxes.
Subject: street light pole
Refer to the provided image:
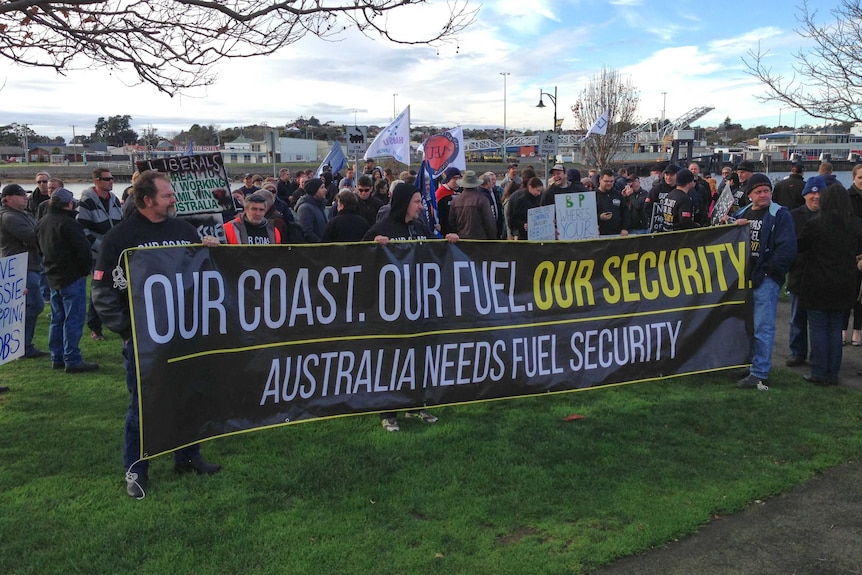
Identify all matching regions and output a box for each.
[392,93,398,120]
[500,72,509,162]
[536,86,558,181]
[661,91,667,124]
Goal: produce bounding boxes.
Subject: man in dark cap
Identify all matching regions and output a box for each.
[0,184,46,359]
[772,162,806,209]
[35,188,99,373]
[730,173,797,390]
[644,164,680,232]
[734,160,756,209]
[435,166,462,236]
[623,175,650,233]
[540,163,585,206]
[237,173,260,197]
[658,168,696,232]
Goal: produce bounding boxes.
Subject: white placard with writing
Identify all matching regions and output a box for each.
[0,253,28,366]
[527,205,557,241]
[554,192,599,240]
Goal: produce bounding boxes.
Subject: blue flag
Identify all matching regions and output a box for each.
[315,142,347,177]
[414,160,441,238]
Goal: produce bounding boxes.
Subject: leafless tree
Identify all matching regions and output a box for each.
[743,0,862,123]
[0,0,475,95]
[571,67,639,170]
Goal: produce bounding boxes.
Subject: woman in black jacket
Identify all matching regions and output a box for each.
[797,183,862,384]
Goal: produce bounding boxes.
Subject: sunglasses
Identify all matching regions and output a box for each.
[99,177,114,182]
[36,180,48,184]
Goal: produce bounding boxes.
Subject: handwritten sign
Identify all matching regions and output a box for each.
[136,153,233,216]
[554,192,599,240]
[0,253,28,365]
[710,187,734,225]
[527,205,556,241]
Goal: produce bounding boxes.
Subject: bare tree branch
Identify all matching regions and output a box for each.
[0,0,476,95]
[742,0,862,123]
[571,67,639,170]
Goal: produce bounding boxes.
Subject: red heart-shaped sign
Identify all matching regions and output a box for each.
[424,133,459,176]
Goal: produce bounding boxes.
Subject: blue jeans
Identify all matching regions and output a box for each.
[788,293,808,360]
[24,270,45,356]
[123,341,200,477]
[39,267,50,301]
[48,277,87,367]
[750,278,780,380]
[808,309,844,381]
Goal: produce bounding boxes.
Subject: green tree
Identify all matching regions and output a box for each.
[91,115,138,146]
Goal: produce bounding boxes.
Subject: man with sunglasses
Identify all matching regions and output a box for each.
[27,171,51,216]
[77,168,124,341]
[355,175,384,226]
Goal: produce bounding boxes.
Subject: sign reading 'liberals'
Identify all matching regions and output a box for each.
[127,227,752,458]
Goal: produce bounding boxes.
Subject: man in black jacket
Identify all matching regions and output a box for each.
[35,189,99,373]
[772,162,806,210]
[93,170,222,500]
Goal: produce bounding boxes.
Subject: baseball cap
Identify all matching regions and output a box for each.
[1,184,26,198]
[51,188,77,207]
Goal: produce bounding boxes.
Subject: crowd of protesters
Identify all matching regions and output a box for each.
[4,158,862,497]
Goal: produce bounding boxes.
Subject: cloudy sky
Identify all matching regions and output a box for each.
[0,0,827,142]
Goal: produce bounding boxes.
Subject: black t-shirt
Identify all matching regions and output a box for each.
[244,219,274,245]
[744,207,767,273]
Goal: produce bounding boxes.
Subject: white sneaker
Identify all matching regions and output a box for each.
[405,410,438,424]
[381,417,400,432]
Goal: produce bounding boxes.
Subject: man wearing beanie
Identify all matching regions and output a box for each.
[730,172,797,389]
[295,177,328,242]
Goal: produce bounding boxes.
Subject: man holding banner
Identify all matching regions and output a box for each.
[730,173,797,390]
[92,171,222,499]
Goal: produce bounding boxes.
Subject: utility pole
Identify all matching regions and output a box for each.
[70,124,78,163]
[500,72,509,162]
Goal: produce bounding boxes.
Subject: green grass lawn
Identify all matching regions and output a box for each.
[2,307,862,575]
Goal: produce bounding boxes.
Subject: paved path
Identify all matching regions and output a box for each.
[592,299,862,575]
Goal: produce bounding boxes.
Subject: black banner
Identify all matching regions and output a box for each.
[127,226,751,458]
